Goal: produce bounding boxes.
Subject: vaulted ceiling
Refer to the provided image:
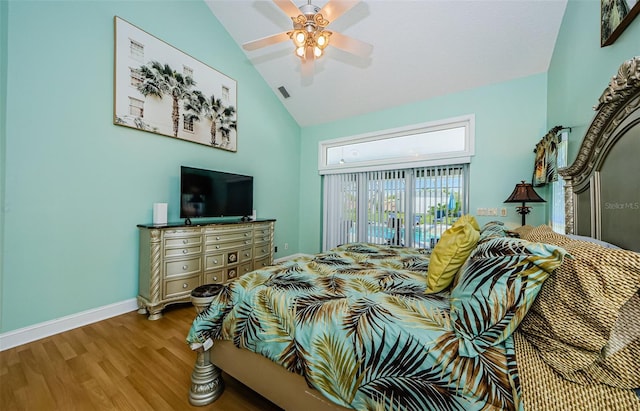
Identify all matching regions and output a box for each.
[206,0,568,127]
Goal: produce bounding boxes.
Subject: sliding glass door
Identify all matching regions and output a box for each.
[323,165,468,250]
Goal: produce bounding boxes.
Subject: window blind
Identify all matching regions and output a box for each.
[323,164,468,251]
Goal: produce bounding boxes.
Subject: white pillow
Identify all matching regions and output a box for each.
[567,234,621,249]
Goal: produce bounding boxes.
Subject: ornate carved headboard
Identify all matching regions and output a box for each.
[560,56,640,252]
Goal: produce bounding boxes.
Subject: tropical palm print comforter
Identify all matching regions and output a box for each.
[187,243,522,411]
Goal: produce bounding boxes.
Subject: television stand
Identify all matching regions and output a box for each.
[136,219,275,320]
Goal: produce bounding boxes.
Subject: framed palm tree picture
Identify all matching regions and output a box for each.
[601,0,640,46]
[114,17,238,152]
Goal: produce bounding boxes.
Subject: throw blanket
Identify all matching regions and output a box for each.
[187,243,522,411]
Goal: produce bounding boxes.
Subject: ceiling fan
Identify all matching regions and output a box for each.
[242,0,372,73]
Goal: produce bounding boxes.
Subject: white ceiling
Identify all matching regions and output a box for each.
[205,0,567,127]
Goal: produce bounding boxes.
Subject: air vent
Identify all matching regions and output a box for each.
[277,86,290,99]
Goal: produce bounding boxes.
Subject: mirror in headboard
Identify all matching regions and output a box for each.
[560,56,640,252]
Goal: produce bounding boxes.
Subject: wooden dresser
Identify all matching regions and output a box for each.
[137,219,275,320]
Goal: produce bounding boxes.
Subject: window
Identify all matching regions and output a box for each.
[129,97,144,117]
[323,164,468,251]
[183,115,194,132]
[130,68,143,87]
[183,65,193,79]
[551,131,568,233]
[222,86,230,103]
[321,116,474,250]
[129,39,144,61]
[319,115,474,174]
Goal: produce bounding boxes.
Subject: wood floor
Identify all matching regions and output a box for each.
[0,304,283,411]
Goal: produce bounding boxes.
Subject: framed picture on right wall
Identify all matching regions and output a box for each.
[601,0,640,46]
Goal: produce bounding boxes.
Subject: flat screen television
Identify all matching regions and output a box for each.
[180,166,253,220]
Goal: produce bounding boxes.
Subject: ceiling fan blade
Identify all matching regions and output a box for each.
[273,0,302,18]
[242,32,291,51]
[330,31,373,57]
[301,54,314,80]
[320,0,359,22]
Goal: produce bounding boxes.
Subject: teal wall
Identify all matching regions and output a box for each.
[1,1,301,333]
[1,0,7,332]
[547,0,640,163]
[298,74,550,253]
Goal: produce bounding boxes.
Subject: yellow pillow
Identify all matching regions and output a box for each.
[452,214,480,231]
[426,222,480,293]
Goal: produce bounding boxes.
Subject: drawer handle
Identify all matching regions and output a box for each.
[212,276,218,281]
[244,267,249,272]
[182,283,188,289]
[213,259,218,264]
[182,265,188,270]
[262,262,267,266]
[262,248,267,253]
[245,252,250,257]
[183,249,188,254]
[215,245,220,249]
[183,239,188,244]
[245,240,250,244]
[244,233,248,237]
[216,236,220,240]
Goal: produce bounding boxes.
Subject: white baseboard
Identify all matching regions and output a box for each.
[0,298,139,351]
[274,253,313,263]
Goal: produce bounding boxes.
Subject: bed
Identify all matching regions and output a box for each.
[185,56,640,411]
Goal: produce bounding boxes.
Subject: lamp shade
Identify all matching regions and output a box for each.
[504,181,545,203]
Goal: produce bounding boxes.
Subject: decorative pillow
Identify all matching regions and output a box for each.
[519,225,640,388]
[450,236,568,357]
[425,222,480,293]
[478,220,508,242]
[452,214,480,232]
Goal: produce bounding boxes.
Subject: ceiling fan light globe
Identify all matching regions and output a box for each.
[315,31,330,49]
[313,46,323,58]
[295,46,306,58]
[292,30,307,47]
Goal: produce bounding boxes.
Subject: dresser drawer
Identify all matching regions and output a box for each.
[253,223,272,234]
[254,244,271,259]
[238,261,253,277]
[253,234,271,245]
[205,239,252,253]
[227,262,252,281]
[205,224,252,240]
[165,245,202,258]
[165,257,202,277]
[253,256,271,270]
[239,247,253,263]
[164,274,200,298]
[204,254,224,270]
[204,270,224,284]
[205,231,252,244]
[163,228,201,238]
[165,236,202,248]
[205,224,252,234]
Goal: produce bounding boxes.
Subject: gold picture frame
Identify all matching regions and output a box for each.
[114,16,238,152]
[601,0,640,47]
